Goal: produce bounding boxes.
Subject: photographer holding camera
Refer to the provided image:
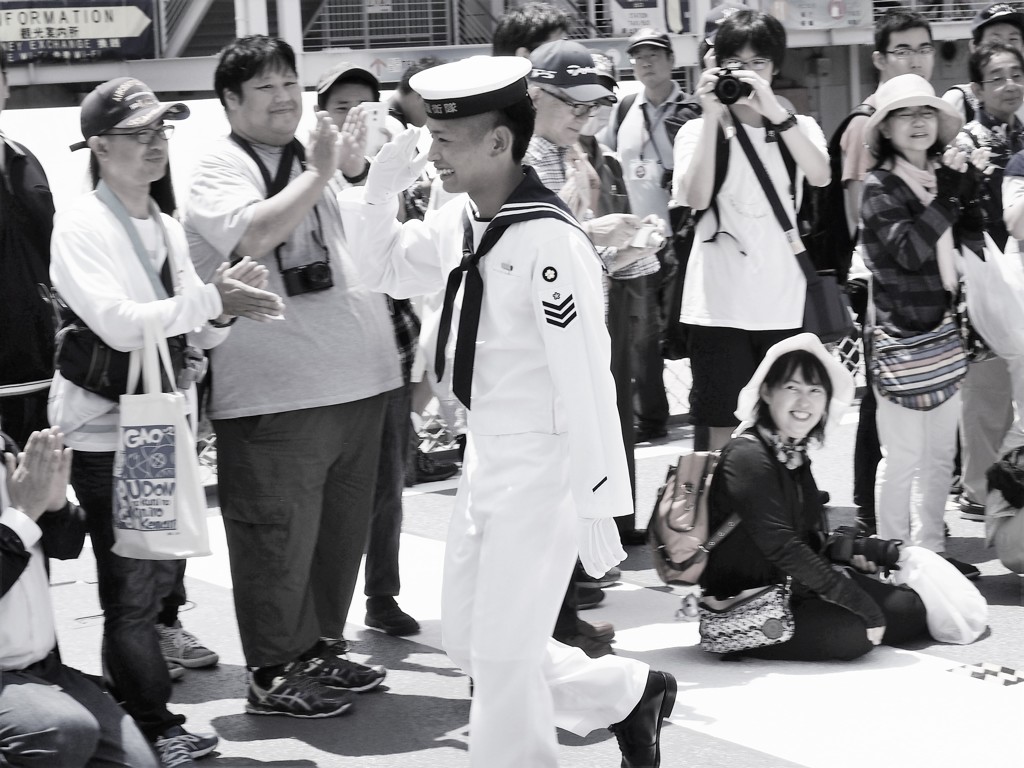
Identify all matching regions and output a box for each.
[699,335,930,661]
[672,9,829,454]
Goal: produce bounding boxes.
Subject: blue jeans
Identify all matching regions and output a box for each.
[365,386,410,598]
[0,651,157,767]
[71,451,184,741]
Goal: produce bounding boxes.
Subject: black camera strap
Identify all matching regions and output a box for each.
[228,133,328,275]
[729,110,818,285]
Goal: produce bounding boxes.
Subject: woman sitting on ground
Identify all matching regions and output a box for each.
[698,334,930,660]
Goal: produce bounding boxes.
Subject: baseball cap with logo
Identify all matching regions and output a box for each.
[528,39,616,103]
[704,1,751,45]
[70,77,188,151]
[626,27,672,54]
[971,3,1024,40]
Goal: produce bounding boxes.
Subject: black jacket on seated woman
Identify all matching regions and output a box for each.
[699,335,929,661]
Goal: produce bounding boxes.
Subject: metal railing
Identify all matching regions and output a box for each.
[873,0,998,22]
[303,0,453,51]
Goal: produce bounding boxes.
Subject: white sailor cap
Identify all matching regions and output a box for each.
[410,56,532,120]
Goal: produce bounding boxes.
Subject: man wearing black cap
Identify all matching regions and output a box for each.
[182,36,397,719]
[52,76,282,766]
[602,27,697,456]
[943,3,1024,123]
[349,55,676,768]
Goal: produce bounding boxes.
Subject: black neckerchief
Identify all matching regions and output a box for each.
[434,165,587,408]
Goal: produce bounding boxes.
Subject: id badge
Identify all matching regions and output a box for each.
[629,159,658,181]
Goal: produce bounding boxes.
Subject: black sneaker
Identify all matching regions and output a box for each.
[306,643,387,692]
[945,556,981,581]
[365,596,421,636]
[156,726,218,760]
[958,496,986,522]
[246,661,354,718]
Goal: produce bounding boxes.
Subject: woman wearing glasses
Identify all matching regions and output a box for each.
[672,9,829,453]
[860,73,986,580]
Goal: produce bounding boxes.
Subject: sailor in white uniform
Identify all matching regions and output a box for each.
[347,56,677,768]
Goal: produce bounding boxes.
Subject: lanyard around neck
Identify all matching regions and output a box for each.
[95,180,174,298]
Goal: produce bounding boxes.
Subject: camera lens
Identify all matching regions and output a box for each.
[714,74,751,106]
[307,262,331,283]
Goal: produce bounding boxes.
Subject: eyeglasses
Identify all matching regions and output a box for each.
[103,124,175,143]
[890,108,939,122]
[885,45,936,60]
[719,57,772,72]
[980,72,1024,87]
[540,88,600,117]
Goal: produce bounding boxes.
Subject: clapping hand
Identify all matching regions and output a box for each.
[5,428,72,522]
[213,256,285,322]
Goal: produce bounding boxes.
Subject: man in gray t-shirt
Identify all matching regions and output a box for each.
[182,35,401,720]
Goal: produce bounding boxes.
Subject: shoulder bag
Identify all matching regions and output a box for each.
[731,114,855,344]
[867,278,967,411]
[697,577,795,653]
[111,315,210,560]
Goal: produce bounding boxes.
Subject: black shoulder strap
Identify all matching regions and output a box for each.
[614,93,638,135]
[228,134,304,198]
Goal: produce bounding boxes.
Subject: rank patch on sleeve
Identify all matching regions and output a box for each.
[543,294,577,328]
[542,266,558,282]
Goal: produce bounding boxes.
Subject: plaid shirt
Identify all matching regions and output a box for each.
[525,135,660,280]
[388,296,420,385]
[861,168,980,334]
[953,108,1024,250]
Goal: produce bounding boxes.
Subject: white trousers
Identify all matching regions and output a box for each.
[441,432,649,768]
[875,387,961,553]
[997,354,1024,457]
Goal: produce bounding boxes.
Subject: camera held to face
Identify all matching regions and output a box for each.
[714,65,753,106]
[281,260,334,297]
[825,525,902,572]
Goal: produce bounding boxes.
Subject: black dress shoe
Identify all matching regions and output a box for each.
[610,670,677,768]
[620,529,648,547]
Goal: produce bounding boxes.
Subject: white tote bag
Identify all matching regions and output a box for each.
[111,316,210,559]
[961,234,1024,358]
[889,546,987,645]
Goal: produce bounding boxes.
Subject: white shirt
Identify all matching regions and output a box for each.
[0,467,55,670]
[672,116,827,330]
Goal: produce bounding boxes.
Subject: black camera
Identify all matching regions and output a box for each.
[714,67,753,106]
[825,526,902,571]
[281,260,334,297]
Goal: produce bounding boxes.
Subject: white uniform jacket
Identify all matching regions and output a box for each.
[349,170,631,519]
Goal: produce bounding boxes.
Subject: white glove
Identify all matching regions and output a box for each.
[577,517,627,579]
[364,126,429,206]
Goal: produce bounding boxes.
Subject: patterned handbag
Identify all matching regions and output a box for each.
[869,312,967,411]
[698,578,794,654]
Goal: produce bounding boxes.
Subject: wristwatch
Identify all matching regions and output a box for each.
[770,112,798,133]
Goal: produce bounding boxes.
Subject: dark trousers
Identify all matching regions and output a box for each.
[214,396,386,668]
[71,451,184,741]
[0,651,158,767]
[0,389,49,451]
[365,386,410,598]
[740,570,928,661]
[628,272,670,432]
[853,386,881,512]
